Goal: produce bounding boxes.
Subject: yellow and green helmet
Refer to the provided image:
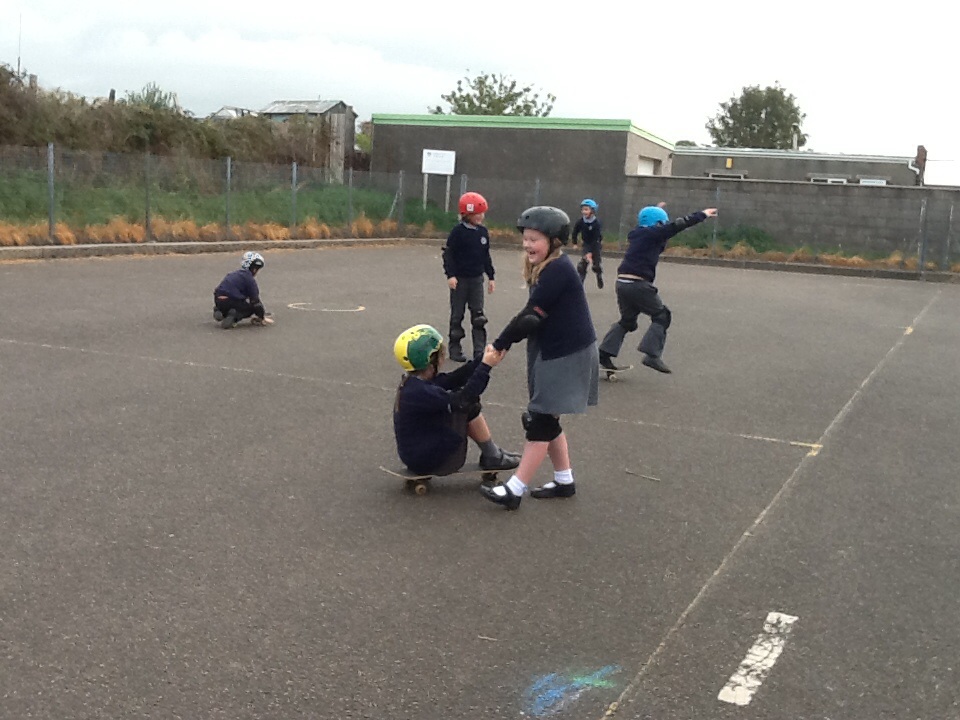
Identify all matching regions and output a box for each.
[394,324,444,371]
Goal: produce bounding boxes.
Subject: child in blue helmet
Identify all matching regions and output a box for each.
[571,198,604,289]
[393,324,519,476]
[598,203,717,374]
[213,251,274,329]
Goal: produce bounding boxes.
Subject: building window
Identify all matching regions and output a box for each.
[810,177,847,184]
[858,178,887,186]
[708,172,745,180]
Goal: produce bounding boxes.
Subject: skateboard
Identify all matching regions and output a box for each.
[603,365,633,382]
[213,310,274,326]
[379,464,500,496]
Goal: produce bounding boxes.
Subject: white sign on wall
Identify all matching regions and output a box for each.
[422,149,456,176]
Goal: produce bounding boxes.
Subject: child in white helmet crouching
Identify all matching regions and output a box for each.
[213,251,273,329]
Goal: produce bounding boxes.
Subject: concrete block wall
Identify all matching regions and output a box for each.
[620,176,960,265]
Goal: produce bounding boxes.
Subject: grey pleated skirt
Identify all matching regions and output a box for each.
[526,339,599,415]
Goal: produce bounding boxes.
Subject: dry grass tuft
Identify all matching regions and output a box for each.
[377,218,399,237]
[350,213,375,238]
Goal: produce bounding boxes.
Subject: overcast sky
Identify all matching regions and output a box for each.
[4,0,959,182]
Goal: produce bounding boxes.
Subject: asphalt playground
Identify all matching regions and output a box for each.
[2,244,959,720]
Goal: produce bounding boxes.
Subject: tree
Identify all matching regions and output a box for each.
[705,83,807,149]
[674,139,698,147]
[431,71,555,117]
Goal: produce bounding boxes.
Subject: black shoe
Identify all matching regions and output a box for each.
[599,352,622,371]
[479,483,522,510]
[642,355,672,374]
[480,449,521,471]
[449,349,468,363]
[531,481,576,499]
[220,309,239,329]
[596,275,604,289]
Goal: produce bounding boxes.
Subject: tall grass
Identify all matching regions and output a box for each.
[0,172,458,237]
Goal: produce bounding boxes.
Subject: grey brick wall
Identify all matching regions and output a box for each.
[618,176,960,266]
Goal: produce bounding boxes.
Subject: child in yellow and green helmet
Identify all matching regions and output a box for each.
[392,324,520,476]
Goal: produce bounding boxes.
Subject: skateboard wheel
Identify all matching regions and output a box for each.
[481,472,497,484]
[413,482,428,495]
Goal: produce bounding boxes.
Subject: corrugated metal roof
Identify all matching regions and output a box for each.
[209,106,258,119]
[259,100,344,115]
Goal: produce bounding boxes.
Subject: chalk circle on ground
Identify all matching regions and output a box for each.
[287,302,366,312]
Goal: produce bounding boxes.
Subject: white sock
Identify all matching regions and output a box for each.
[554,469,574,485]
[506,475,528,496]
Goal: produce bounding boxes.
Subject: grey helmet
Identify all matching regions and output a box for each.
[517,206,571,246]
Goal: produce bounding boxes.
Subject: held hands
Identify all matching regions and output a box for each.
[482,344,506,368]
[487,279,495,295]
[448,277,458,290]
[703,208,718,218]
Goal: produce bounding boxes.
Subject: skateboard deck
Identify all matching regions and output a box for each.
[603,365,634,382]
[379,464,500,495]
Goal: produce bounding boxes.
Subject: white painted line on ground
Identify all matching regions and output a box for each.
[718,612,798,706]
[287,302,365,312]
[597,289,941,719]
[1,336,823,451]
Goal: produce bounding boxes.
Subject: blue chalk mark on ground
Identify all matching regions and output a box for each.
[524,665,621,716]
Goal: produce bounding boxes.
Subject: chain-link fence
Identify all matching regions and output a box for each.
[2,143,958,271]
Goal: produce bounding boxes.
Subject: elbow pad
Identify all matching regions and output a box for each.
[494,304,546,350]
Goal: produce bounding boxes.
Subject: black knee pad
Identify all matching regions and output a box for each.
[466,401,482,421]
[471,313,487,329]
[522,412,561,442]
[652,307,672,329]
[619,317,639,332]
[577,257,589,272]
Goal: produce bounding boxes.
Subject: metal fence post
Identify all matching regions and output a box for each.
[397,170,405,232]
[347,167,354,229]
[918,197,928,277]
[291,161,298,232]
[225,156,232,238]
[145,152,153,242]
[945,203,955,270]
[711,185,720,257]
[534,177,541,205]
[459,174,468,197]
[46,142,55,242]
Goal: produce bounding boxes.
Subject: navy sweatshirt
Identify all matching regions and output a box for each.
[443,222,495,280]
[617,212,708,283]
[393,360,492,474]
[494,254,596,360]
[214,268,260,302]
[571,217,603,245]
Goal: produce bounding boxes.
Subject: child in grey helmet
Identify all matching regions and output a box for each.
[480,206,599,511]
[213,251,274,329]
[598,203,716,373]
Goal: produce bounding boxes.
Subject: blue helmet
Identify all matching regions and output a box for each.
[580,198,598,210]
[638,206,669,227]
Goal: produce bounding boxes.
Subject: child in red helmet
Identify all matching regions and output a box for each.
[442,192,496,363]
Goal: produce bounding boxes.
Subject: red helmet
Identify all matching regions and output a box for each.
[458,192,488,216]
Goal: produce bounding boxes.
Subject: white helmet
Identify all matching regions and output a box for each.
[241,251,265,271]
